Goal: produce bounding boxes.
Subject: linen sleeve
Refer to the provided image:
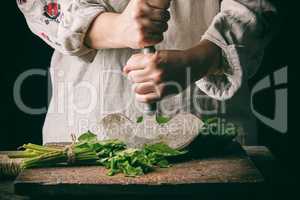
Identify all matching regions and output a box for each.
[17,0,109,60]
[197,0,279,100]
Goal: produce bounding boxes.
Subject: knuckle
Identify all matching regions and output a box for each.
[157,35,164,43]
[132,9,142,19]
[157,70,164,79]
[134,86,140,94]
[153,35,163,45]
[159,84,166,94]
[164,10,171,21]
[151,52,160,63]
[144,97,152,103]
[155,91,162,99]
[136,22,145,33]
[153,71,163,83]
[163,23,168,31]
[132,0,146,19]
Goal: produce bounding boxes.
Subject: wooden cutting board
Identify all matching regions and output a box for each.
[13,143,264,197]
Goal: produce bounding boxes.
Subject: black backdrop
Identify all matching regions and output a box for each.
[0,1,293,168]
[1,1,53,150]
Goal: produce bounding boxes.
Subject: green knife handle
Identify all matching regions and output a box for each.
[142,46,157,115]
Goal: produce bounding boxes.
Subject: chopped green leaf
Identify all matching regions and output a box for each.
[78,131,97,143]
[203,117,218,124]
[156,116,171,125]
[137,115,171,125]
[136,116,144,123]
[157,159,170,168]
[144,143,187,157]
[10,121,237,178]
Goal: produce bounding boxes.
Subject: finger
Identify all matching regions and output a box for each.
[133,82,164,95]
[143,6,170,22]
[143,33,164,46]
[124,54,149,73]
[135,92,161,103]
[148,21,168,33]
[139,18,168,33]
[138,18,168,35]
[132,82,154,95]
[147,0,171,10]
[128,70,152,83]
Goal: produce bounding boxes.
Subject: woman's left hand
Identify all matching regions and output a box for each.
[123,40,222,103]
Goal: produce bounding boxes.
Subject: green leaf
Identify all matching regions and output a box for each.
[144,143,187,157]
[203,117,218,124]
[156,116,170,125]
[122,161,144,177]
[14,130,197,177]
[137,116,171,125]
[78,131,97,143]
[136,116,144,123]
[157,159,170,168]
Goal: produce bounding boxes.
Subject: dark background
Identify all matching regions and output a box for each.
[0,1,294,176]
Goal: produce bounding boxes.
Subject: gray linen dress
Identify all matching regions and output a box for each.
[17,0,278,145]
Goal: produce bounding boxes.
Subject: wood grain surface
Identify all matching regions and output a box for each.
[13,143,264,197]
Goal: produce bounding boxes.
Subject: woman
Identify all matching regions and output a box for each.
[17,0,278,145]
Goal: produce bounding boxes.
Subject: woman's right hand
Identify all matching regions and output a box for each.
[85,0,171,50]
[115,0,171,49]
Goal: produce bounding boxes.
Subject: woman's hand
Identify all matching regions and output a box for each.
[116,0,171,49]
[123,39,222,103]
[124,50,185,103]
[85,0,171,49]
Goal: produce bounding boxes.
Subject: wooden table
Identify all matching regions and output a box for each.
[0,145,278,200]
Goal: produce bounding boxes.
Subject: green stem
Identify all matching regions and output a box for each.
[23,144,61,153]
